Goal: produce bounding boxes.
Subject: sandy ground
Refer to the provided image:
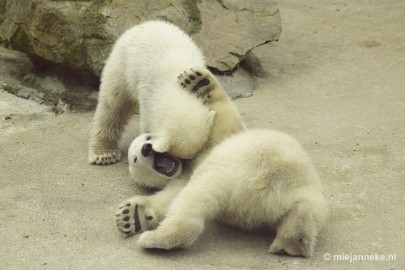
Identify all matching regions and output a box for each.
[1,0,404,269]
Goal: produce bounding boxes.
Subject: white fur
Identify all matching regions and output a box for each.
[89,21,216,164]
[177,67,246,150]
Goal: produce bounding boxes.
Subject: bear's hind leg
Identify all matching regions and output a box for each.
[269,198,328,257]
[89,81,136,165]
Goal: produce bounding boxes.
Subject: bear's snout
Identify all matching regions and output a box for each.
[142,143,153,157]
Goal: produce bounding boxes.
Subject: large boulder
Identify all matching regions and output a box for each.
[0,0,281,84]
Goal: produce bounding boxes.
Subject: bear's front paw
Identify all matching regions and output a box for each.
[137,219,204,249]
[137,228,188,250]
[177,67,217,103]
[115,196,158,237]
[89,144,121,165]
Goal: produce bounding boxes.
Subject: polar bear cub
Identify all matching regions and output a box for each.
[117,129,329,257]
[89,20,216,164]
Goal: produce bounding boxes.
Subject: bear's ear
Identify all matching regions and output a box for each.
[207,110,216,128]
[152,134,171,153]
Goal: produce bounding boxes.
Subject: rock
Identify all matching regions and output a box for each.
[0,46,98,112]
[0,42,33,82]
[0,0,281,85]
[195,0,281,72]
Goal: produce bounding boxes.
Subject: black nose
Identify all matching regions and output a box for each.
[141,143,153,157]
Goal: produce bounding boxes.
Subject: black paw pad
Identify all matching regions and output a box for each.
[134,205,142,233]
[192,78,210,93]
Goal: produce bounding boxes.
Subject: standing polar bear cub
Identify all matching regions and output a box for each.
[126,66,245,189]
[117,129,329,257]
[89,21,216,164]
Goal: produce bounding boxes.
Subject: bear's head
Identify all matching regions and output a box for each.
[128,133,183,189]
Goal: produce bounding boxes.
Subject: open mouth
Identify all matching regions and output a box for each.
[153,152,180,177]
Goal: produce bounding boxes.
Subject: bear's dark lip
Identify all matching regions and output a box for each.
[153,152,180,177]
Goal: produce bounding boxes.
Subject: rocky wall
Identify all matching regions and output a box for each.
[0,0,281,85]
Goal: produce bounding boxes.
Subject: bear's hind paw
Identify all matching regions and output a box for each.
[177,67,216,103]
[269,231,315,257]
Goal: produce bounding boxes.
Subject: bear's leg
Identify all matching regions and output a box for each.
[177,67,226,104]
[137,215,205,249]
[269,199,328,257]
[115,179,187,236]
[137,180,221,249]
[89,80,136,165]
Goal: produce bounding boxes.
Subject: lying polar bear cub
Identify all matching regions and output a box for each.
[89,20,216,164]
[117,129,328,257]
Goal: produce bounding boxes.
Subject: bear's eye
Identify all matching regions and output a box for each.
[146,135,152,140]
[133,156,137,163]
